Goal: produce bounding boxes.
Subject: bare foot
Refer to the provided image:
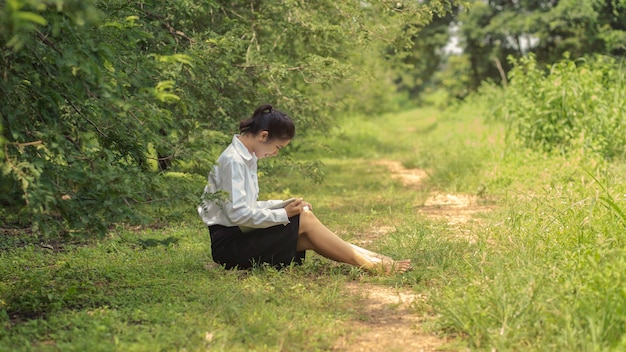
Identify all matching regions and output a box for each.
[362,257,412,275]
[389,259,412,274]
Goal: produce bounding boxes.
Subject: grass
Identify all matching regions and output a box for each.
[2,104,626,350]
[0,225,355,351]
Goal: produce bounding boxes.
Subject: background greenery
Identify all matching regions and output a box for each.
[1,0,460,234]
[1,0,625,350]
[2,0,625,235]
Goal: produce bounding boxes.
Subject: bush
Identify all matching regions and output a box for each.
[0,0,460,237]
[491,53,626,160]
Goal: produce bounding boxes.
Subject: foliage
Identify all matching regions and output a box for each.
[393,1,461,101]
[536,0,626,60]
[0,0,460,237]
[448,0,626,95]
[490,53,626,159]
[428,54,473,104]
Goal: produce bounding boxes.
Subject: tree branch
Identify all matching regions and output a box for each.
[494,57,507,87]
[8,140,43,148]
[138,8,195,46]
[35,30,62,54]
[61,94,108,137]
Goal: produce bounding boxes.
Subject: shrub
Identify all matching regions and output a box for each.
[492,53,626,160]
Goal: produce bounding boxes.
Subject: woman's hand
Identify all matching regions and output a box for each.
[285,198,312,218]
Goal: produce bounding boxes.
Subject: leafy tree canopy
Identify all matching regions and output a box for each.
[433,0,626,95]
[0,0,460,236]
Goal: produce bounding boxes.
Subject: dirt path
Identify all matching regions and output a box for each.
[378,160,494,227]
[332,160,493,351]
[332,282,448,352]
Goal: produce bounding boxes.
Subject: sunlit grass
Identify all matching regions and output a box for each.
[0,225,356,351]
[286,105,626,350]
[2,105,625,351]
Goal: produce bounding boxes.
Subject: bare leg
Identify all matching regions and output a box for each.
[350,243,394,261]
[296,210,411,274]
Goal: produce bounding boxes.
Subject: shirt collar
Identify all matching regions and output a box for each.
[232,134,257,162]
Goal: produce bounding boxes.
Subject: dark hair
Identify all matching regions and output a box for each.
[239,104,295,140]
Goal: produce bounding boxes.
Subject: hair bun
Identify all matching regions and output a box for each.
[253,104,273,117]
[240,104,295,140]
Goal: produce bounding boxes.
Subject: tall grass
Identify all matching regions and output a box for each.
[408,54,626,350]
[431,168,626,350]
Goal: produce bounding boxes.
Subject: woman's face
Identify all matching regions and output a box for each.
[255,132,290,159]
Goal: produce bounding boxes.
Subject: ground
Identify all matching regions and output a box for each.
[332,282,445,352]
[331,160,494,351]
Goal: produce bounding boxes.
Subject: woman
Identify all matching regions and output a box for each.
[198,104,411,274]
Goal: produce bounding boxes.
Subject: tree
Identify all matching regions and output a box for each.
[395,2,460,100]
[533,0,626,62]
[1,0,460,236]
[452,0,626,93]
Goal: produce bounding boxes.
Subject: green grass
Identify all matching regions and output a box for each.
[0,226,356,351]
[292,105,626,350]
[2,104,625,351]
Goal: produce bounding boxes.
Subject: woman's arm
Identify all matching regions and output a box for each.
[219,158,289,228]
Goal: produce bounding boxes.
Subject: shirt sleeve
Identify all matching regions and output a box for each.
[219,158,289,228]
[257,200,285,208]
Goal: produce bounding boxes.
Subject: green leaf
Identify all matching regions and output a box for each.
[13,11,48,26]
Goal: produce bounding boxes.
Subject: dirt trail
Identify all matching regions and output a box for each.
[332,282,447,352]
[332,160,493,351]
[378,160,494,227]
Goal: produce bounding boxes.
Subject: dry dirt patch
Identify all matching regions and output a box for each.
[333,282,447,352]
[375,159,495,227]
[421,193,495,228]
[375,160,428,189]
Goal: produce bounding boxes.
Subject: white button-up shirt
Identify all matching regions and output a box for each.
[198,135,290,229]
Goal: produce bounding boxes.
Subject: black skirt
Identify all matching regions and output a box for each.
[208,215,305,270]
